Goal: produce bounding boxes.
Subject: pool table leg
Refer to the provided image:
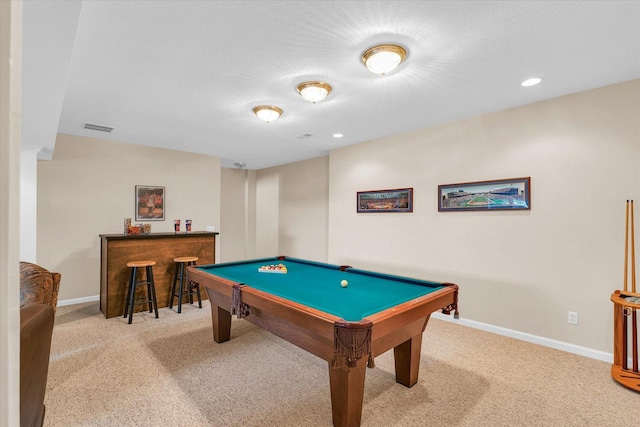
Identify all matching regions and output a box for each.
[210,304,232,343]
[393,333,423,387]
[328,357,367,427]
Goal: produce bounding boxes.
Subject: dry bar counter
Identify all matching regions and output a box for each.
[99,231,218,318]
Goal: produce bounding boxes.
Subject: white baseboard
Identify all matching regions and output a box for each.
[432,312,613,364]
[55,295,614,364]
[57,295,100,307]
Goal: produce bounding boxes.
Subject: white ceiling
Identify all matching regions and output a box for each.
[23,1,640,169]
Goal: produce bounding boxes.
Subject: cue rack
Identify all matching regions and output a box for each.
[611,199,640,392]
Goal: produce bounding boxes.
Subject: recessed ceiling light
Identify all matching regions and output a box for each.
[333,133,343,138]
[296,81,332,103]
[253,105,283,122]
[361,44,407,75]
[521,78,542,87]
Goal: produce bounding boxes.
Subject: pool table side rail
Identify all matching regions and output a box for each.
[241,287,348,361]
[365,283,458,326]
[367,285,458,357]
[188,264,458,337]
[195,255,347,272]
[189,265,350,328]
[346,267,446,289]
[196,257,454,287]
[194,257,457,322]
[197,256,281,269]
[188,265,459,364]
[189,266,346,360]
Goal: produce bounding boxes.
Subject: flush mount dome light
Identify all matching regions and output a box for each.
[253,105,283,122]
[361,44,407,75]
[296,81,332,103]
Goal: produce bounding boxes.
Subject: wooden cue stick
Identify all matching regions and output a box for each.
[623,310,628,370]
[631,200,638,372]
[632,200,636,293]
[624,200,630,293]
[622,200,629,369]
[633,309,638,372]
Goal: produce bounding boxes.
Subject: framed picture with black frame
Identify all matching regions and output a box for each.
[438,177,530,211]
[357,188,413,213]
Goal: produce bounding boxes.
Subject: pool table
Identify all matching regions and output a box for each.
[188,256,459,427]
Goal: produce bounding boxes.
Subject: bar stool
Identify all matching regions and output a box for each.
[123,260,159,324]
[169,256,202,313]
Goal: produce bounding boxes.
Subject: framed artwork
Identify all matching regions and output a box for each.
[135,185,165,221]
[357,188,413,213]
[438,177,530,211]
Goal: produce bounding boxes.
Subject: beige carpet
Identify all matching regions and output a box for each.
[45,301,638,426]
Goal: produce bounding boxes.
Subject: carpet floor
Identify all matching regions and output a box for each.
[44,301,638,426]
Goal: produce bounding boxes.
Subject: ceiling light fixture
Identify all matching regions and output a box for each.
[253,105,283,123]
[521,78,542,87]
[333,133,343,138]
[296,81,332,103]
[361,44,407,75]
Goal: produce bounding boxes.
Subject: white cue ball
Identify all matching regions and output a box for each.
[340,280,348,288]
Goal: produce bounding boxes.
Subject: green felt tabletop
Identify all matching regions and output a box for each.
[196,257,445,321]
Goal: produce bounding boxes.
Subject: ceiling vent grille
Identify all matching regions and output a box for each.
[83,122,114,133]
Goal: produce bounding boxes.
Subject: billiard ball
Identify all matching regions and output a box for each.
[340,280,348,288]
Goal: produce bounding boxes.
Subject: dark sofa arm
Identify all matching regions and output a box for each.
[20,262,61,314]
[20,303,54,427]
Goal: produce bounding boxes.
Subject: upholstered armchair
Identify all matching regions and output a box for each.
[19,261,60,427]
[19,261,61,313]
[21,303,54,427]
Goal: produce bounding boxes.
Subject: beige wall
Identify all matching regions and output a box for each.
[255,171,280,257]
[327,79,640,353]
[37,134,221,302]
[220,157,330,263]
[259,157,329,261]
[220,168,256,262]
[0,0,22,424]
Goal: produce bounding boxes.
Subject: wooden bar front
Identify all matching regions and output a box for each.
[99,231,217,318]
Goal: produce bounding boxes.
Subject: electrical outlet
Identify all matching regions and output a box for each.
[568,311,578,325]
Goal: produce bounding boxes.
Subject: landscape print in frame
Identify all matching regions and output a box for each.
[438,177,530,211]
[357,188,413,213]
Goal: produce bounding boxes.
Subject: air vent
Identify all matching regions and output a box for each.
[83,122,114,133]
[297,133,313,139]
